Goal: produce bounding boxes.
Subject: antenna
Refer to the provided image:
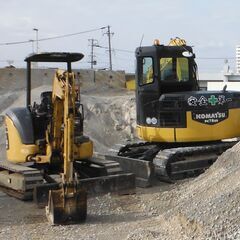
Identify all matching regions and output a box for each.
[223,84,227,92]
[140,34,144,47]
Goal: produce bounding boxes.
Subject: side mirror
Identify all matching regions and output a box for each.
[182,51,193,58]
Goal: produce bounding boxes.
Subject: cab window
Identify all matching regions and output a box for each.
[160,57,189,81]
[140,57,154,85]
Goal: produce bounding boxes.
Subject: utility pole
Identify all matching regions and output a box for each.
[33,28,39,53]
[29,40,34,53]
[104,25,114,71]
[88,38,98,69]
[33,28,39,68]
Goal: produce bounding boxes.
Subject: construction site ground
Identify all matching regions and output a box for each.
[0,73,240,239]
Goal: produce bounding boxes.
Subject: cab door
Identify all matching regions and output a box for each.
[136,56,160,126]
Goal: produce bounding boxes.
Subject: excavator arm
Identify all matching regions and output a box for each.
[46,69,87,224]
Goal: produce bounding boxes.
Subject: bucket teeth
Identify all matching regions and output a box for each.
[46,185,87,225]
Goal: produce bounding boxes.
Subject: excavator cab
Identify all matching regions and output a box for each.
[135,40,240,143]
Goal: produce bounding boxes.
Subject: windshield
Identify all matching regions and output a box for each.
[160,57,189,81]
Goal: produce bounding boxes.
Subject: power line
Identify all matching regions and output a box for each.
[0,26,107,46]
[114,48,134,53]
[96,45,134,54]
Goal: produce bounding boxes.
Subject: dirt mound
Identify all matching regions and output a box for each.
[137,143,240,239]
[172,144,240,238]
[82,93,135,153]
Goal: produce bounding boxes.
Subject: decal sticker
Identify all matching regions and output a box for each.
[192,110,228,125]
[218,95,226,105]
[187,96,198,106]
[187,95,232,107]
[151,117,158,125]
[208,95,218,106]
[198,96,208,106]
[146,117,152,124]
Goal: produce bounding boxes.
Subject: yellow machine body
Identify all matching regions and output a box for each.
[137,108,240,143]
[5,116,39,163]
[5,114,93,165]
[74,141,93,160]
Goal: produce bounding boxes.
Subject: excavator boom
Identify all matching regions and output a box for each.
[46,69,87,224]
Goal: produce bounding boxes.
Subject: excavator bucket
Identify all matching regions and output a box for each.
[46,185,87,225]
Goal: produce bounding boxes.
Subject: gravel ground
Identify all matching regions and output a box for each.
[0,81,240,239]
[0,182,186,240]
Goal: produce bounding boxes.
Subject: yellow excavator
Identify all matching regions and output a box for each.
[0,52,134,224]
[107,38,240,186]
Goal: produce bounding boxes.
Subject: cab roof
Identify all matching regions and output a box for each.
[135,45,194,58]
[24,52,84,63]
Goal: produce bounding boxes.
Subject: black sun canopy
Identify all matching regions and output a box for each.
[24,52,84,63]
[25,52,84,108]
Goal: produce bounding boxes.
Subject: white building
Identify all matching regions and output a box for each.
[205,45,240,90]
[236,45,240,74]
[199,45,240,90]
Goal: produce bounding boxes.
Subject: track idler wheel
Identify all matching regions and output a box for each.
[45,184,87,225]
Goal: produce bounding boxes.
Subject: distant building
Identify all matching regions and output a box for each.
[203,45,240,90]
[198,72,223,90]
[221,46,240,82]
[236,45,240,74]
[199,46,240,90]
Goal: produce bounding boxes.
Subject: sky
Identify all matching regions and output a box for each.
[0,0,240,73]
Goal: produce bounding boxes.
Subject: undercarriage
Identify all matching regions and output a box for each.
[0,156,135,208]
[106,140,238,187]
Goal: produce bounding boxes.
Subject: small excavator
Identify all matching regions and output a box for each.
[107,38,240,186]
[0,52,134,224]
